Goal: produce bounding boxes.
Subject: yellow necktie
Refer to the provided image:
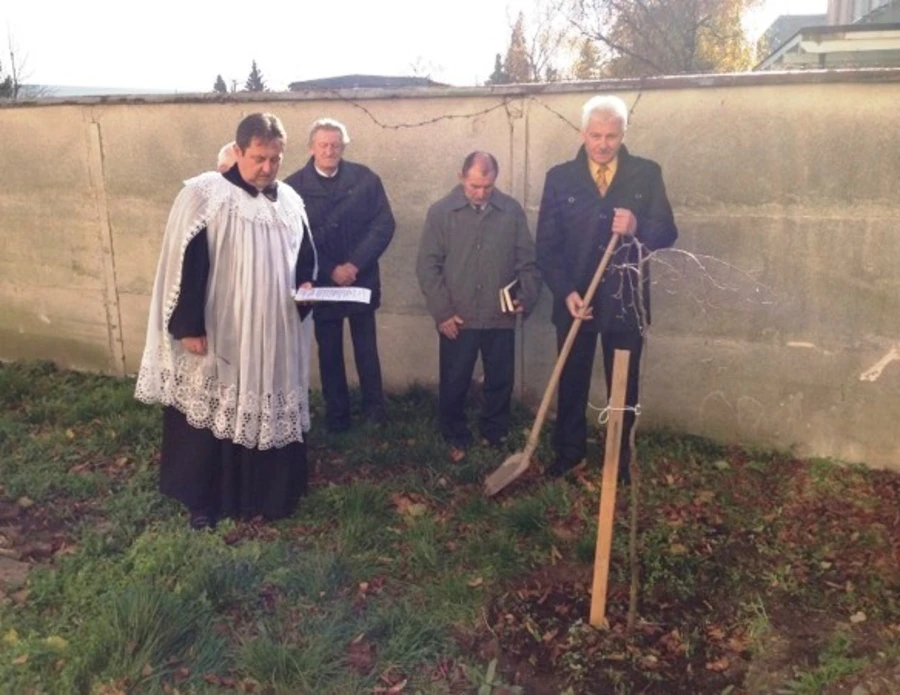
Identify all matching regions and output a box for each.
[595,164,609,196]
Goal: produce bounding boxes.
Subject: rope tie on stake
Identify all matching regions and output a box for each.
[589,403,642,425]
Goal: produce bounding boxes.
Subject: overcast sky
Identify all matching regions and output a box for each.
[2,0,827,91]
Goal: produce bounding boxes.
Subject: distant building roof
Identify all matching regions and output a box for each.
[755,22,900,70]
[288,74,445,91]
[760,14,828,55]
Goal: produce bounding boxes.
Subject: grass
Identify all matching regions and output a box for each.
[0,361,898,694]
[779,631,870,695]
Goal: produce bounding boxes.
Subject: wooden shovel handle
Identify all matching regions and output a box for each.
[523,234,620,454]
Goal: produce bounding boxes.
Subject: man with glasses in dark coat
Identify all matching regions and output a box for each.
[284,119,395,432]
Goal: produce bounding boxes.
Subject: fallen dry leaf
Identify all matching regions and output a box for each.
[45,635,68,651]
[390,493,428,518]
[55,543,79,557]
[346,639,375,673]
[550,545,563,564]
[707,625,727,641]
[640,654,660,669]
[706,657,730,672]
[727,632,752,653]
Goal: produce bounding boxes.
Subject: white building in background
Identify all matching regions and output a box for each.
[828,0,895,24]
[756,0,900,69]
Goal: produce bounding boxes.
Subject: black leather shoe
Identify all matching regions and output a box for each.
[546,458,580,479]
[189,512,215,530]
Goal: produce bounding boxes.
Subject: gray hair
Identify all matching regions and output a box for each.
[308,118,350,146]
[216,141,238,172]
[581,95,629,131]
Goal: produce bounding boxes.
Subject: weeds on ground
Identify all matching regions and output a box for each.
[0,361,898,694]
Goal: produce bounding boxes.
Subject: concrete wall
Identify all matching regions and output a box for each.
[2,71,899,469]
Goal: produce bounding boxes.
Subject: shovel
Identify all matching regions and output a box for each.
[484,233,620,496]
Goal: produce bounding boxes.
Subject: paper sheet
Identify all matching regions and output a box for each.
[293,287,372,304]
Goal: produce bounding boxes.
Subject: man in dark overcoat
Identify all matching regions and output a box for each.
[536,95,678,483]
[284,119,396,432]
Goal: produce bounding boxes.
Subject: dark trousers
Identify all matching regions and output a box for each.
[439,329,515,447]
[160,407,307,521]
[314,311,385,429]
[553,327,643,473]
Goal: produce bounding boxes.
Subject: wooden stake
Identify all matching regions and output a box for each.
[590,348,630,628]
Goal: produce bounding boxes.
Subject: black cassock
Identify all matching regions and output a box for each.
[160,165,316,521]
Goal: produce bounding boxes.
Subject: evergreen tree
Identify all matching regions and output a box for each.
[0,60,14,99]
[213,74,228,94]
[503,12,531,83]
[486,53,509,85]
[244,60,267,92]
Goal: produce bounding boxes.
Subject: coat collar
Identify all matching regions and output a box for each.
[299,156,357,195]
[222,164,278,201]
[573,144,632,197]
[447,184,509,212]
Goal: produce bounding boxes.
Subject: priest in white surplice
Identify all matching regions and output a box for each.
[136,113,317,528]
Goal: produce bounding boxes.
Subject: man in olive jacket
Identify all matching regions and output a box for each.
[284,118,395,432]
[417,152,541,455]
[536,95,677,483]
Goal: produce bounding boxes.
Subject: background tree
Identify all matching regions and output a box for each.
[566,0,762,77]
[409,55,443,81]
[2,32,52,100]
[486,53,510,85]
[503,12,532,82]
[571,37,604,79]
[0,60,13,99]
[213,74,228,94]
[244,60,267,92]
[497,2,572,83]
